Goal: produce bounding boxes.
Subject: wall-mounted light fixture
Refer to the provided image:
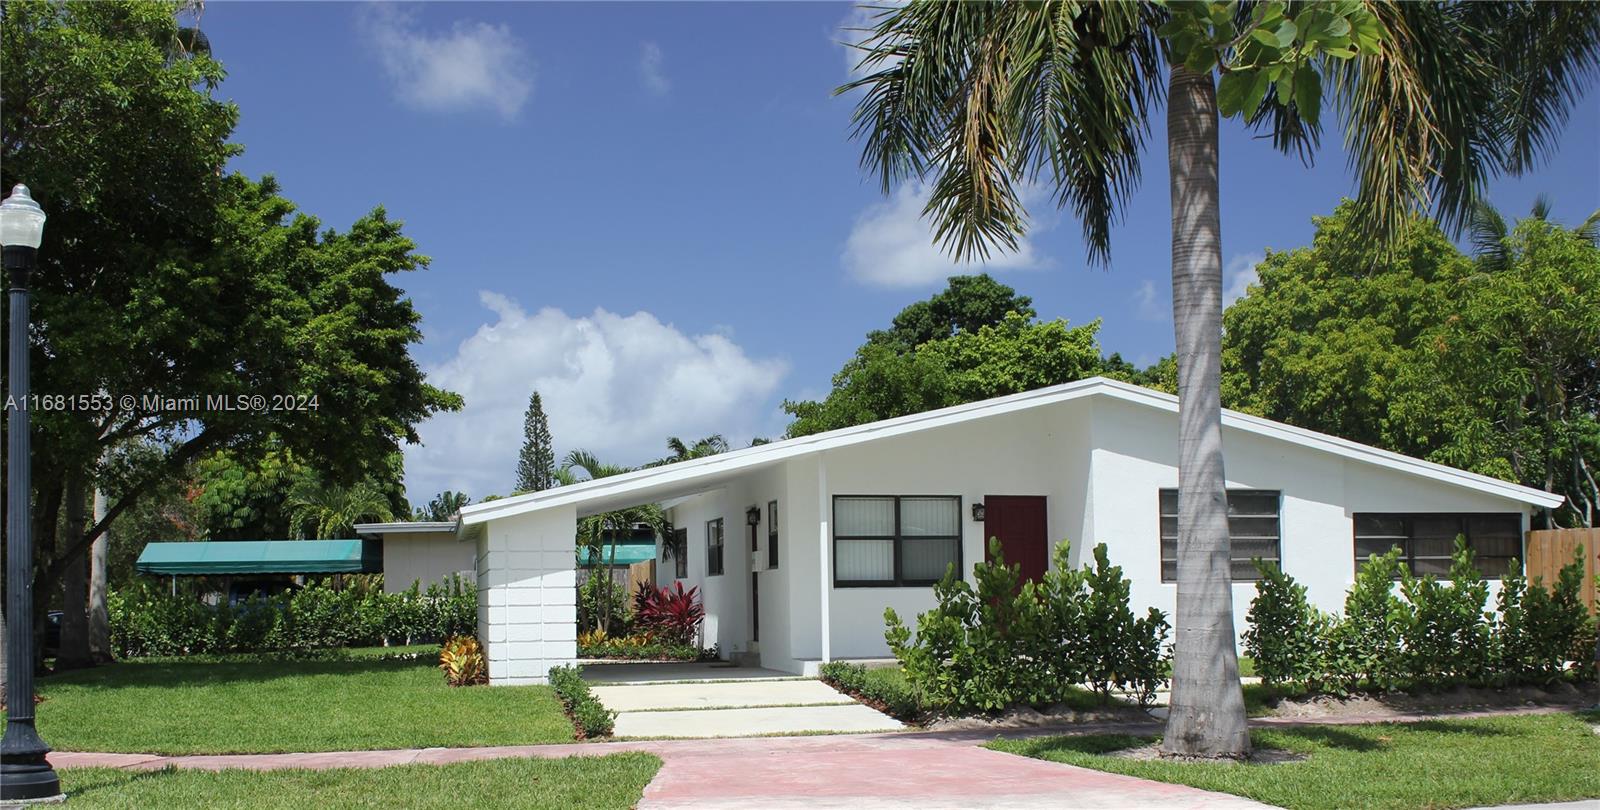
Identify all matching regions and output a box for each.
[746,507,761,526]
[971,502,986,522]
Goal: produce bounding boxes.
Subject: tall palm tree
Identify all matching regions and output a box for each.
[563,450,668,634]
[652,434,731,467]
[842,1,1599,757]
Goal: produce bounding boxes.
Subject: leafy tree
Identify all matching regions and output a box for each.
[1221,202,1472,449]
[867,273,1036,352]
[190,448,316,540]
[514,391,556,492]
[414,491,471,522]
[1393,208,1600,527]
[842,0,1599,756]
[2,0,462,660]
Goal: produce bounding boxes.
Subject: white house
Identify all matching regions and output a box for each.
[456,377,1561,685]
[353,521,476,593]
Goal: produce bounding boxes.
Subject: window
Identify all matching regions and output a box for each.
[1353,513,1521,578]
[1159,489,1281,582]
[672,527,687,580]
[834,496,961,586]
[767,500,779,568]
[706,518,724,576]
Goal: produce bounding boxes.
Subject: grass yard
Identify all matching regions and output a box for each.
[989,711,1600,810]
[24,647,575,754]
[58,753,661,809]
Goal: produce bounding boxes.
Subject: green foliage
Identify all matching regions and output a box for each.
[578,574,630,635]
[1399,538,1492,685]
[414,491,471,522]
[818,663,925,722]
[1243,544,1595,693]
[515,391,556,492]
[1242,561,1328,688]
[577,634,699,662]
[884,539,1170,715]
[106,575,476,657]
[866,274,1036,352]
[1494,547,1595,684]
[548,665,615,738]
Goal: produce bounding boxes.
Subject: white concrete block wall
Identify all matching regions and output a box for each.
[476,505,578,685]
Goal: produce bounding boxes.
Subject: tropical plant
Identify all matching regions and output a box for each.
[564,450,666,635]
[414,491,471,522]
[439,635,489,687]
[286,478,395,539]
[841,0,1600,756]
[634,581,706,647]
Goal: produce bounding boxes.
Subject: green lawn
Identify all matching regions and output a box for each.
[58,753,661,809]
[989,711,1600,810]
[24,648,575,754]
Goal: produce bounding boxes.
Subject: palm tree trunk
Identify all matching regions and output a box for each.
[1161,64,1250,759]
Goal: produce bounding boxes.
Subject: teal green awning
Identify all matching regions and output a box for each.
[577,541,657,567]
[135,540,382,576]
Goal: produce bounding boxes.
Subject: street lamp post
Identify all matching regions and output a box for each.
[1,184,63,803]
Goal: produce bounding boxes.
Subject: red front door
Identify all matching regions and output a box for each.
[983,495,1049,583]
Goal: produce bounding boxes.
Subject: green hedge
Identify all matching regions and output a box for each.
[548,665,615,738]
[819,662,925,721]
[107,575,476,658]
[1244,541,1597,693]
[884,540,1170,715]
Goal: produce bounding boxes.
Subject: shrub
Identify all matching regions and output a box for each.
[438,635,489,686]
[106,576,480,658]
[633,581,705,647]
[579,632,698,661]
[577,574,629,635]
[819,662,924,721]
[1325,547,1408,692]
[548,664,615,738]
[1243,561,1329,689]
[1495,547,1593,684]
[1400,538,1491,685]
[884,539,1170,716]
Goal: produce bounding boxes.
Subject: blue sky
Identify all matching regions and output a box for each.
[201,2,1600,504]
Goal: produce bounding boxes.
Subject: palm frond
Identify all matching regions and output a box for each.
[1476,1,1600,173]
[1467,200,1510,272]
[1574,209,1600,247]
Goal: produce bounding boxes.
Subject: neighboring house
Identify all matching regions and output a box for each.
[354,521,475,593]
[457,377,1561,685]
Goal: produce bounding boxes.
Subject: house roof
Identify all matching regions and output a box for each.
[354,521,457,537]
[135,540,383,576]
[458,377,1562,526]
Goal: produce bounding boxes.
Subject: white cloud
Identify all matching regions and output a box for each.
[403,294,787,502]
[639,42,670,96]
[1134,279,1166,321]
[1223,252,1264,307]
[842,183,1044,288]
[360,5,533,121]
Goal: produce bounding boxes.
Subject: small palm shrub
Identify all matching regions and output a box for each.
[439,635,488,686]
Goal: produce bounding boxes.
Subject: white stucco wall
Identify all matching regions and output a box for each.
[381,532,476,593]
[475,507,578,685]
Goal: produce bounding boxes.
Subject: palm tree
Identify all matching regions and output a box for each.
[286,479,395,540]
[654,434,731,466]
[842,1,1599,757]
[414,491,471,522]
[1469,196,1600,273]
[562,450,668,634]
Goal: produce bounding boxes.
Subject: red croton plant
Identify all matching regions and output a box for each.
[632,581,705,647]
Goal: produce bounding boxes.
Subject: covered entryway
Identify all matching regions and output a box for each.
[982,495,1049,583]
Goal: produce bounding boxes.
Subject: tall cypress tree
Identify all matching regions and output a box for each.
[515,391,555,492]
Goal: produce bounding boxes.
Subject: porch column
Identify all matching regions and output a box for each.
[818,453,831,663]
[474,505,578,685]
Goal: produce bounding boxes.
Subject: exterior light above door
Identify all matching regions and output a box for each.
[971,502,986,521]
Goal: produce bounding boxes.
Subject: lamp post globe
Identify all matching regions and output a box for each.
[1,183,63,803]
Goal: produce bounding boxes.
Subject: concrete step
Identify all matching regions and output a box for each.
[614,703,904,738]
[592,679,855,712]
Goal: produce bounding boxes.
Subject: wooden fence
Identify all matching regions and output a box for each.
[1526,528,1599,613]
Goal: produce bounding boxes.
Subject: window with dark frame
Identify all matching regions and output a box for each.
[672,527,687,580]
[1159,489,1281,583]
[768,500,779,568]
[706,518,724,576]
[1353,513,1521,579]
[833,495,961,587]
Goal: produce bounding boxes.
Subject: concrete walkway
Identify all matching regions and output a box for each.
[49,728,1267,809]
[586,664,903,738]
